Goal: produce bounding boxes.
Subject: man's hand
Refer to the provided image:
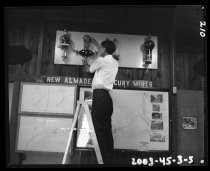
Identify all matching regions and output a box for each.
[82,58,89,66]
[82,58,90,72]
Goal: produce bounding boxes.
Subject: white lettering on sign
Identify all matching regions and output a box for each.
[64,77,68,83]
[132,80,152,88]
[55,77,60,83]
[73,78,79,84]
[45,76,152,88]
[126,80,130,87]
[149,82,153,87]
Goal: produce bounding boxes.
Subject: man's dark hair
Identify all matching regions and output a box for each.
[101,39,116,55]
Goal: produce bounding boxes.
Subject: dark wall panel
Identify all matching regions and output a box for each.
[177,90,204,166]
[8,18,204,90]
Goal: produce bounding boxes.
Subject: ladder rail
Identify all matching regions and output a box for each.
[62,102,81,164]
[83,103,104,164]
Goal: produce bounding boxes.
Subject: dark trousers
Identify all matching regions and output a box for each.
[91,89,114,164]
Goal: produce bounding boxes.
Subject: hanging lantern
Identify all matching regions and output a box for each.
[74,35,98,72]
[74,35,97,58]
[58,29,71,60]
[144,35,155,65]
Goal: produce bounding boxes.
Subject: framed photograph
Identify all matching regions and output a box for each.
[150,132,166,142]
[182,116,198,130]
[151,94,163,103]
[152,104,160,112]
[151,120,164,130]
[152,112,162,120]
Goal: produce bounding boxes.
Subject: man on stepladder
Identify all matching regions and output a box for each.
[82,36,119,165]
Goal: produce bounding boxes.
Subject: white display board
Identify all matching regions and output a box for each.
[18,82,77,116]
[76,88,169,151]
[54,31,158,69]
[110,89,169,151]
[16,115,73,153]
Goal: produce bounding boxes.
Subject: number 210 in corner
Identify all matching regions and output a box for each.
[200,21,206,37]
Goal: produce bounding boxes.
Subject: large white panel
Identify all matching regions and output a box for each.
[19,82,77,116]
[76,88,169,151]
[16,115,73,153]
[54,31,158,69]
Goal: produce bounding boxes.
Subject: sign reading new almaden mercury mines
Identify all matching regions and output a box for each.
[43,76,153,89]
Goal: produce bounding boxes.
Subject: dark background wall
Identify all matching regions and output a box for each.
[6,5,206,165]
[7,5,205,89]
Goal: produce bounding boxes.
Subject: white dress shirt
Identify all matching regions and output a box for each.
[90,54,119,91]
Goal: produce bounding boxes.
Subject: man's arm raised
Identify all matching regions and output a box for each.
[89,36,102,53]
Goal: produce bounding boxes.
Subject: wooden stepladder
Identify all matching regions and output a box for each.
[62,101,103,164]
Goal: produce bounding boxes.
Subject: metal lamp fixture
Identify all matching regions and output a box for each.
[74,35,98,72]
[58,29,71,60]
[74,35,98,59]
[144,35,155,65]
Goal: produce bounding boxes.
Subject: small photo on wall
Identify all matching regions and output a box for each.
[182,117,197,130]
[152,112,162,120]
[150,133,166,142]
[151,120,163,130]
[151,94,163,103]
[152,104,160,112]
